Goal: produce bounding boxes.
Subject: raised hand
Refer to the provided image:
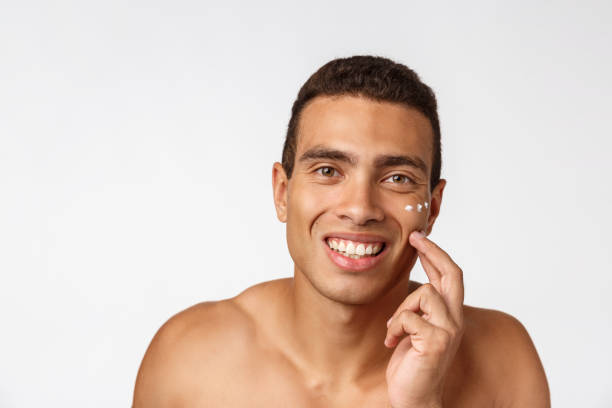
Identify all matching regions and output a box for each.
[385,231,465,408]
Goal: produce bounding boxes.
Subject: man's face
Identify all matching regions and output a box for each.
[273,95,446,305]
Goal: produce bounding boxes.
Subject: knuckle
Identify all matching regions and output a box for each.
[397,310,417,332]
[421,283,436,295]
[423,330,449,356]
[398,309,413,320]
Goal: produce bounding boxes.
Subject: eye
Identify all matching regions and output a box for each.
[315,166,338,177]
[385,174,415,184]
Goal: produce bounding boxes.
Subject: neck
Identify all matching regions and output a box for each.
[285,267,418,388]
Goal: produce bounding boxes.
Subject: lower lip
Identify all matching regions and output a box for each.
[322,240,388,272]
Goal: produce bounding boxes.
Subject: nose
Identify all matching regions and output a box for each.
[334,176,385,226]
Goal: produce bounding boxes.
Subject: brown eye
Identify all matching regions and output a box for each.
[386,174,414,184]
[316,167,337,177]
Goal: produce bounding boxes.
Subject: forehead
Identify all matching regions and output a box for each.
[296,95,434,167]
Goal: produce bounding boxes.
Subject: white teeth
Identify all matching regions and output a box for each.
[327,238,384,258]
[346,242,355,255]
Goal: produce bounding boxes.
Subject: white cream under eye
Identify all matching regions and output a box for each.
[405,201,429,212]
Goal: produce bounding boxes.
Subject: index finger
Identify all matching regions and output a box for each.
[410,231,464,321]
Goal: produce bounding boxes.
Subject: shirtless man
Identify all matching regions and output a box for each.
[133,55,550,407]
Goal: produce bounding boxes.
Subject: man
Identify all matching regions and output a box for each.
[133,55,550,407]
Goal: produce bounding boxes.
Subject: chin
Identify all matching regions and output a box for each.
[309,268,396,306]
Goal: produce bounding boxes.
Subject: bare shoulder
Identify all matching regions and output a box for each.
[461,306,550,407]
[133,298,256,407]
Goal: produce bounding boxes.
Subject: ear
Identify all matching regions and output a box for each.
[424,178,446,235]
[272,162,289,223]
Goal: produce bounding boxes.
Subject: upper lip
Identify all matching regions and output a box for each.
[323,232,389,244]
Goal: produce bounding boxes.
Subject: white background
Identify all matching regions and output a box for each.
[1,1,611,406]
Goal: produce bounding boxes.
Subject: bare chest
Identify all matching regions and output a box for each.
[182,352,492,408]
[191,358,388,407]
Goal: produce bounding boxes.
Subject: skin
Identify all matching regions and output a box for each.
[133,95,550,407]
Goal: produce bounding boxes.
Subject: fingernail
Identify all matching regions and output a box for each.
[386,317,392,327]
[413,230,426,239]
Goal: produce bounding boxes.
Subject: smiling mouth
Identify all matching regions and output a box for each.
[324,238,386,260]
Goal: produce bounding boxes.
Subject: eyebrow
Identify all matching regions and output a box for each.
[298,146,357,165]
[373,154,428,173]
[298,145,428,173]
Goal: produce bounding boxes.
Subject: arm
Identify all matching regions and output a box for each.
[497,313,550,408]
[133,300,249,407]
[132,307,197,408]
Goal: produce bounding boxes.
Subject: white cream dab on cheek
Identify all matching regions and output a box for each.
[405,201,429,212]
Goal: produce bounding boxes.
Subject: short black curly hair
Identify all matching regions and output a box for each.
[281,55,442,192]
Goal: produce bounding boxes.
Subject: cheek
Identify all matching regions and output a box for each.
[286,182,334,240]
[401,198,430,230]
[285,184,333,266]
[287,183,329,222]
